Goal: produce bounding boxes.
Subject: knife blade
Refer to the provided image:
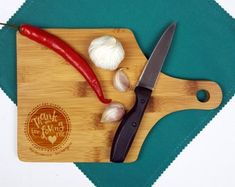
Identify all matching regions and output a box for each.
[110,23,176,162]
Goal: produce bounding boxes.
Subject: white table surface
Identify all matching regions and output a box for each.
[0,1,234,186]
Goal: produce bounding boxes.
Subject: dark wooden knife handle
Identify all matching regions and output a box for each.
[110,86,152,162]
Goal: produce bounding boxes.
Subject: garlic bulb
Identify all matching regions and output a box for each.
[113,69,130,92]
[88,35,125,70]
[100,102,125,123]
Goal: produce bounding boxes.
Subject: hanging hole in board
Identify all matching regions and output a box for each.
[196,89,210,103]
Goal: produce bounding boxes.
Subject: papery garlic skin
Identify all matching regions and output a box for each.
[113,69,130,92]
[88,35,125,70]
[100,102,125,123]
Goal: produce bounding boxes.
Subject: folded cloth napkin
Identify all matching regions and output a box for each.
[0,0,235,186]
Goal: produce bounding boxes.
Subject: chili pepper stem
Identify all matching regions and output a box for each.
[0,22,18,30]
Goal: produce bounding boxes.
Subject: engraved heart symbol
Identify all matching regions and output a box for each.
[48,135,57,144]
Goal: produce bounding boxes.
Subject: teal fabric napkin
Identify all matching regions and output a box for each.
[1,0,235,186]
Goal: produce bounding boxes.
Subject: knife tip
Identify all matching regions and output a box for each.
[171,22,177,28]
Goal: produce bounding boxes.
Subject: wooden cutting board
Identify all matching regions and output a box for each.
[17,28,222,162]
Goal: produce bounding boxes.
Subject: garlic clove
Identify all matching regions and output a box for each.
[88,35,125,71]
[100,102,125,123]
[113,69,130,92]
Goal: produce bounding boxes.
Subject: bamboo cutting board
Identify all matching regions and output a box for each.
[17,28,222,162]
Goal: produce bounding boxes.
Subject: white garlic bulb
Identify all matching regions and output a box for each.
[100,102,125,123]
[88,35,125,70]
[113,69,130,92]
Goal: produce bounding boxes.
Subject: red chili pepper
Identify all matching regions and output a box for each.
[19,24,111,104]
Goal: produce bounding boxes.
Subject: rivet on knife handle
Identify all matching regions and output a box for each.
[110,86,152,162]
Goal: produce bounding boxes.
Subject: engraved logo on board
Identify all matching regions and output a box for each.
[25,103,71,156]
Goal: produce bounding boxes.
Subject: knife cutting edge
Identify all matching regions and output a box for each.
[110,23,176,162]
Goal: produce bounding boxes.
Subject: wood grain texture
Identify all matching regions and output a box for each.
[17,29,222,162]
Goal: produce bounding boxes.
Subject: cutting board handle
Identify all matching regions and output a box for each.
[159,74,223,114]
[182,79,222,110]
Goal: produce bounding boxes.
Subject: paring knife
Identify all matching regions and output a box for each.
[110,23,176,163]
